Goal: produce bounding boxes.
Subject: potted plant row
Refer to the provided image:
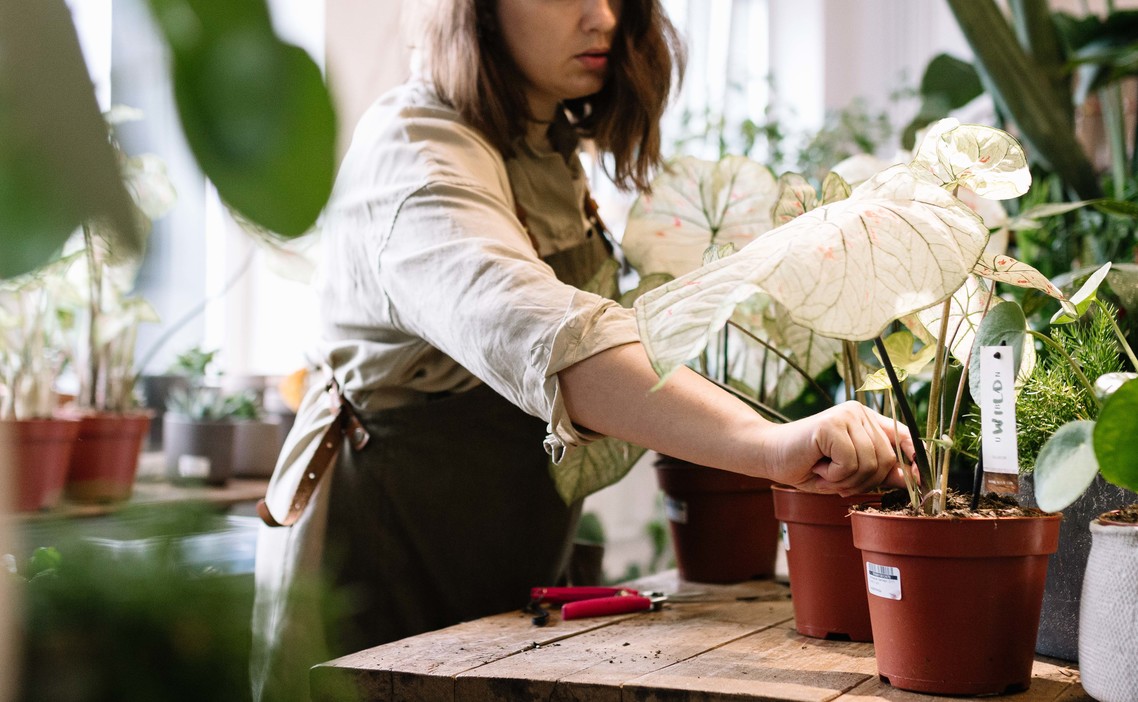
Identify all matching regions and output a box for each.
[633,118,1067,695]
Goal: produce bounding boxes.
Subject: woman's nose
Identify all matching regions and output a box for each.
[582,0,617,34]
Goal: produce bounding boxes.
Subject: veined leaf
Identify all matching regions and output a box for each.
[1052,262,1112,324]
[859,367,907,393]
[549,437,646,504]
[772,172,818,225]
[874,330,937,376]
[973,252,1063,299]
[635,163,990,380]
[1034,420,1099,513]
[911,119,1031,199]
[623,155,779,278]
[820,171,853,205]
[915,274,990,366]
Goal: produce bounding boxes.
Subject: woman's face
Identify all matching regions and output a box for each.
[495,0,620,121]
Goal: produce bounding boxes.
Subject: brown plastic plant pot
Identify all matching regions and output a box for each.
[851,510,1061,696]
[5,418,80,512]
[772,486,880,641]
[65,412,152,503]
[654,455,778,584]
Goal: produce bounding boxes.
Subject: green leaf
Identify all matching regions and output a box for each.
[1005,200,1098,230]
[0,0,139,279]
[618,273,673,309]
[875,330,937,376]
[1094,379,1138,493]
[901,53,983,150]
[969,299,1028,403]
[149,0,337,237]
[623,155,779,278]
[1051,262,1111,324]
[1034,420,1099,513]
[858,367,907,393]
[549,439,646,505]
[26,546,63,579]
[1093,199,1138,218]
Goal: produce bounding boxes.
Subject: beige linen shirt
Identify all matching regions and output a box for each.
[313,77,639,458]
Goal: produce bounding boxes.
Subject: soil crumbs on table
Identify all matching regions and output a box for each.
[853,488,1047,518]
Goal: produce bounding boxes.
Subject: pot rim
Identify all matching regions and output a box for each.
[1092,511,1138,529]
[849,510,1060,524]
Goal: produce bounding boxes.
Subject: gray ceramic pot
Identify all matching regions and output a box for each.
[163,415,236,486]
[1019,473,1138,661]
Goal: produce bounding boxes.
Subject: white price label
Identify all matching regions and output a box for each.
[780,522,790,551]
[178,454,211,480]
[979,345,1019,474]
[866,561,902,600]
[663,495,688,524]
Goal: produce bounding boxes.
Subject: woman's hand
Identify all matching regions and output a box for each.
[763,401,915,496]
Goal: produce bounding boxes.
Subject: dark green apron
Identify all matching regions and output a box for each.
[319,231,612,655]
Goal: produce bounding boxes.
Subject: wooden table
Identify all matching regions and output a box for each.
[311,570,1089,701]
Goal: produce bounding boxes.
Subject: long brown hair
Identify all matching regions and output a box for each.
[422,0,685,192]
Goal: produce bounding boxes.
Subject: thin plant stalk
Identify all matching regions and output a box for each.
[1094,299,1138,371]
[875,336,934,512]
[81,223,102,410]
[887,391,920,509]
[726,320,836,406]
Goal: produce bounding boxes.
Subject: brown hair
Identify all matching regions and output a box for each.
[422,0,685,192]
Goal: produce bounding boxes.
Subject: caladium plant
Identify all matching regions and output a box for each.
[633,118,1068,514]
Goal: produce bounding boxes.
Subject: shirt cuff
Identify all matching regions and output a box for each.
[539,298,640,460]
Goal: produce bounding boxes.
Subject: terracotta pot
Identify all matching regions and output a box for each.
[163,415,236,486]
[851,511,1060,695]
[772,487,879,641]
[654,454,778,583]
[3,418,80,512]
[1078,515,1138,702]
[65,412,152,503]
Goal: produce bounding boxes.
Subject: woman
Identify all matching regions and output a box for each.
[251,1,913,699]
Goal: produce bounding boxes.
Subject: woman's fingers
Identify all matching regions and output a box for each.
[810,402,913,495]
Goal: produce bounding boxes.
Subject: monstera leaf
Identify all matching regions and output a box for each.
[622,155,779,278]
[634,121,1031,383]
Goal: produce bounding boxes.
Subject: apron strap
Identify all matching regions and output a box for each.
[257,376,370,527]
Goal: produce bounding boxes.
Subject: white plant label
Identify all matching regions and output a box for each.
[780,522,790,551]
[866,562,902,600]
[178,455,211,480]
[979,345,1019,474]
[664,495,688,524]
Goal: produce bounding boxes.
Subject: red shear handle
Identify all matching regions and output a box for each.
[529,587,637,605]
[562,595,653,620]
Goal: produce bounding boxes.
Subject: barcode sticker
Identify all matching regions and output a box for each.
[780,522,790,551]
[866,562,902,600]
[664,495,688,524]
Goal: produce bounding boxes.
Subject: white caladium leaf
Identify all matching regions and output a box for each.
[1052,262,1112,325]
[635,164,990,379]
[772,172,818,225]
[623,155,779,277]
[124,153,177,221]
[973,252,1063,299]
[911,118,1031,200]
[916,275,991,367]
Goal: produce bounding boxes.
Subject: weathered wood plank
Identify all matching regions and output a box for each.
[834,655,1085,702]
[622,622,876,702]
[455,596,794,702]
[311,604,645,701]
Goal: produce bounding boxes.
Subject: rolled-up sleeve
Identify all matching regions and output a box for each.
[377,180,640,453]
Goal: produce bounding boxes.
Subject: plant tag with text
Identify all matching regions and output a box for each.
[979,345,1019,475]
[866,562,902,600]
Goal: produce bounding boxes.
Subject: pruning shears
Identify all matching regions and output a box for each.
[524,586,687,626]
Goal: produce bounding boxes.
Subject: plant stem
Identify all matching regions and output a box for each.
[874,337,933,499]
[1100,85,1127,201]
[82,224,101,410]
[1095,299,1138,371]
[1028,329,1101,407]
[705,376,791,423]
[726,321,836,406]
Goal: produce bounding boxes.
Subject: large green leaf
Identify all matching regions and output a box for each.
[1034,420,1099,513]
[622,156,779,277]
[968,299,1030,403]
[148,0,337,237]
[0,0,139,280]
[1094,379,1138,493]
